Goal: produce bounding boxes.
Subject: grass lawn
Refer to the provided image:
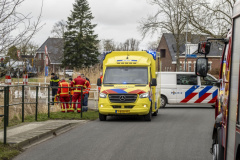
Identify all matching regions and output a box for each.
[0,142,21,160]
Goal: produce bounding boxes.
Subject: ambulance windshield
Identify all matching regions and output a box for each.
[103,67,148,84]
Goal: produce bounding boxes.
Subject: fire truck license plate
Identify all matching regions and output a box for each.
[116,110,130,114]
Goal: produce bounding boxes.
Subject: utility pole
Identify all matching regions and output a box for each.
[185,15,189,72]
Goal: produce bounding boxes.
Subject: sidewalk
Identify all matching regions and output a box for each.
[0,120,88,148]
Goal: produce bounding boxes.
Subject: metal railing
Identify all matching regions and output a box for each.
[0,84,88,144]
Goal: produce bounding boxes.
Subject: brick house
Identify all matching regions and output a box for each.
[35,38,64,74]
[157,33,223,76]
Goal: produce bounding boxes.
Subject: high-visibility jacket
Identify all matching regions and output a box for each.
[71,76,88,93]
[57,80,70,96]
[50,76,59,87]
[98,76,103,91]
[83,80,91,94]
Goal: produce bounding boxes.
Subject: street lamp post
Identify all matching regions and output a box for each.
[185,15,189,72]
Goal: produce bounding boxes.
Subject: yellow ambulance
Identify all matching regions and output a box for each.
[97,51,160,121]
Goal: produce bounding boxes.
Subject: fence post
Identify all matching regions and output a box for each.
[81,86,83,118]
[6,86,9,127]
[35,86,38,121]
[22,85,25,122]
[48,85,50,118]
[3,87,7,144]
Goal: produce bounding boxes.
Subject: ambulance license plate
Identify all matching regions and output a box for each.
[115,110,130,114]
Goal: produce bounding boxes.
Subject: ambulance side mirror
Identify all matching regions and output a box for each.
[97,78,101,86]
[195,58,208,77]
[151,78,157,86]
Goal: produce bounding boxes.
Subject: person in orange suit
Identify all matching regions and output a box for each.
[71,73,89,113]
[57,78,72,113]
[82,75,91,112]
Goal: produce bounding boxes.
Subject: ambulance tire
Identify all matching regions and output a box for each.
[144,107,152,121]
[161,95,167,108]
[152,109,158,116]
[99,113,107,121]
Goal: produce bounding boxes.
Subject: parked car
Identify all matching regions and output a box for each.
[65,70,73,77]
[158,72,218,107]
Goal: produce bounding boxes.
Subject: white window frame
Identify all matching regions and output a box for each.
[208,61,212,71]
[38,53,42,60]
[194,61,196,72]
[188,64,191,72]
[188,61,192,72]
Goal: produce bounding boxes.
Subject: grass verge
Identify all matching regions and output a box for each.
[0,142,21,160]
[0,110,99,129]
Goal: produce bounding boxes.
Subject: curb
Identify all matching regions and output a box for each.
[13,121,87,149]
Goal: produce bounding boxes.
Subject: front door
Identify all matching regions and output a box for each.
[177,74,199,103]
[198,75,218,104]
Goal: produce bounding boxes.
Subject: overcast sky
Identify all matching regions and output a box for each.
[17,0,159,50]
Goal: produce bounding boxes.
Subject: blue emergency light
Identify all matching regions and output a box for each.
[102,51,112,60]
[146,50,156,60]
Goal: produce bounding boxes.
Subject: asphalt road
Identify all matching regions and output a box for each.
[14,105,214,160]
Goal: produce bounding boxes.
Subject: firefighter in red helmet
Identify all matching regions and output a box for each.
[71,73,89,113]
[57,78,72,112]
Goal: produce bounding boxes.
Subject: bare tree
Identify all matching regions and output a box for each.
[51,20,67,38]
[0,0,44,54]
[19,41,38,55]
[117,38,140,51]
[139,0,186,71]
[147,38,161,50]
[0,0,44,74]
[185,0,234,37]
[102,39,116,51]
[101,38,140,51]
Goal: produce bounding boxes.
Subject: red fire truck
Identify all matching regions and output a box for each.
[195,1,240,159]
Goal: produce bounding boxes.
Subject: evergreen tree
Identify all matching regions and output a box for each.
[7,46,18,60]
[62,0,100,68]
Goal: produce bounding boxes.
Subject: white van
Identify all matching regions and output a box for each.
[157,72,218,107]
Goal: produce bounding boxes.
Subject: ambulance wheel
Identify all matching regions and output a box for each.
[161,95,167,108]
[152,109,158,116]
[99,113,107,121]
[144,107,152,121]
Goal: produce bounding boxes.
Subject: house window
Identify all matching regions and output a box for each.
[180,65,182,71]
[160,49,166,58]
[188,64,192,72]
[38,53,42,60]
[194,62,196,72]
[188,64,191,72]
[208,63,212,71]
